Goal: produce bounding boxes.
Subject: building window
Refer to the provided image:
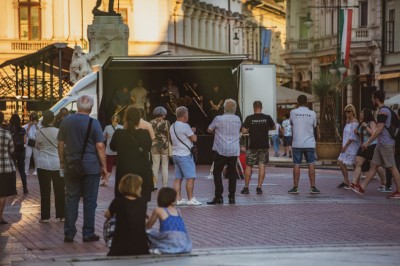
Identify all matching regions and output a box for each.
[19,0,41,40]
[359,1,368,27]
[299,17,308,39]
[386,9,395,53]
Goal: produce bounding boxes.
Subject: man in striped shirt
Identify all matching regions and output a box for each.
[207,99,242,205]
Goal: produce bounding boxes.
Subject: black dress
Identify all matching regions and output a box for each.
[110,128,153,201]
[107,197,149,256]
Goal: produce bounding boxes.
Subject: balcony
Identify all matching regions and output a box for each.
[11,40,56,51]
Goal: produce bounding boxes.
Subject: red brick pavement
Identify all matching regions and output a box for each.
[1,164,399,264]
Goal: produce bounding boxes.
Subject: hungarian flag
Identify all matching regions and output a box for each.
[339,9,353,67]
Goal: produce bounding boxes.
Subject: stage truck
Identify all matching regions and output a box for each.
[50,55,276,164]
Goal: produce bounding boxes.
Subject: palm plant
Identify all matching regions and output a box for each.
[312,72,354,142]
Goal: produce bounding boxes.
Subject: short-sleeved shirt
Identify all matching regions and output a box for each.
[282,119,292,137]
[57,113,105,175]
[104,124,123,155]
[208,113,242,157]
[242,113,275,149]
[36,127,60,171]
[290,106,317,148]
[130,87,147,109]
[0,128,16,173]
[378,107,395,146]
[138,119,155,140]
[170,121,194,156]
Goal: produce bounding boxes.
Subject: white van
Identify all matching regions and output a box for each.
[50,55,276,163]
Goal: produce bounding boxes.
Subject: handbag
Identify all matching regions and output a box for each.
[65,118,93,179]
[27,138,36,147]
[103,215,116,248]
[172,123,197,162]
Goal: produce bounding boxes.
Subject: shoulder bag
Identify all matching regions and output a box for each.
[65,118,93,179]
[38,128,57,148]
[173,123,197,162]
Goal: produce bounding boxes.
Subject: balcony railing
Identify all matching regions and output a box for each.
[11,41,55,51]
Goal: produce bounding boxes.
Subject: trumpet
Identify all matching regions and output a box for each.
[183,82,207,118]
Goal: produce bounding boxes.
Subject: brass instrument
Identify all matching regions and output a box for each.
[114,105,127,116]
[161,91,178,115]
[183,82,207,118]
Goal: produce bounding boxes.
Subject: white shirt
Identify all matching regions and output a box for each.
[104,124,123,155]
[170,121,194,156]
[24,123,38,148]
[130,86,147,109]
[35,127,60,170]
[282,119,292,136]
[290,106,317,148]
[208,113,241,157]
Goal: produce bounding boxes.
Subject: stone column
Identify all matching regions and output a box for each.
[206,14,214,50]
[199,12,208,50]
[87,16,129,66]
[52,0,65,39]
[183,6,194,47]
[13,0,19,39]
[214,16,220,52]
[191,10,201,48]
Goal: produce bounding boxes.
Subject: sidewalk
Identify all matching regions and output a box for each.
[1,152,399,265]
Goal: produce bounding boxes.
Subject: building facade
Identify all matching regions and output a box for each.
[283,0,383,115]
[0,0,287,120]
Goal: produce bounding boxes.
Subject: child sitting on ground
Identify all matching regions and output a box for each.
[146,187,192,254]
[104,174,149,256]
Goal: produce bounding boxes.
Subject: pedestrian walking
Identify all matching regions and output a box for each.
[150,107,171,189]
[110,106,153,201]
[7,114,27,194]
[337,104,360,189]
[288,95,320,194]
[54,107,69,128]
[270,119,282,157]
[36,110,65,223]
[281,113,292,157]
[24,112,39,176]
[240,101,275,195]
[57,95,107,242]
[207,99,242,204]
[101,114,123,187]
[383,108,400,193]
[351,108,386,189]
[147,187,192,254]
[105,174,149,256]
[0,111,17,225]
[170,106,201,206]
[350,90,400,199]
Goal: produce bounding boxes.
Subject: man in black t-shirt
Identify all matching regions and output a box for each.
[240,101,275,194]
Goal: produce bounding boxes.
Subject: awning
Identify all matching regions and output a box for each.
[377,72,400,80]
[276,86,315,104]
[384,93,400,107]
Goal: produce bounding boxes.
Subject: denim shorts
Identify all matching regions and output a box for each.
[283,136,292,147]
[292,147,315,165]
[173,155,196,179]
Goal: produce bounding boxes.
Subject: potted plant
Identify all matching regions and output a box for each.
[312,72,353,160]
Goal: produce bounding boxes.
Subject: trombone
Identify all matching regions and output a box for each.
[183,82,207,118]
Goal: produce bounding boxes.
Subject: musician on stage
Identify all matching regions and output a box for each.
[113,87,131,112]
[161,78,180,99]
[186,81,206,134]
[207,85,224,120]
[130,79,149,117]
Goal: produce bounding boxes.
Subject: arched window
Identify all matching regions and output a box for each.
[19,0,41,40]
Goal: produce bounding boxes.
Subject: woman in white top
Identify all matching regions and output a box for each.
[24,112,39,175]
[270,120,282,157]
[36,110,65,223]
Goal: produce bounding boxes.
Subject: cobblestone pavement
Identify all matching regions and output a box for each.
[1,155,400,265]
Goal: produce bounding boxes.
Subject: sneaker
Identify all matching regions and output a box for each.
[350,184,365,196]
[83,234,100,242]
[240,187,249,194]
[150,248,162,255]
[378,186,392,193]
[288,187,299,194]
[310,187,320,194]
[387,191,400,199]
[39,219,50,223]
[256,187,263,194]
[187,197,202,206]
[337,182,350,189]
[176,199,187,206]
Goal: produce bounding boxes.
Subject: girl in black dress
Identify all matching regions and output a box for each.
[110,106,153,201]
[105,174,149,256]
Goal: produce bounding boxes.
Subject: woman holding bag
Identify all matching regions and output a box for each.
[150,107,171,189]
[110,106,153,201]
[35,110,65,223]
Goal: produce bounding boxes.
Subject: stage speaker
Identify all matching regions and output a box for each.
[196,135,214,165]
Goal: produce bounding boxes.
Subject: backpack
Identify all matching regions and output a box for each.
[13,128,25,152]
[381,106,400,139]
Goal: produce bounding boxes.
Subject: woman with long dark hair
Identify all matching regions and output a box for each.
[351,108,385,187]
[110,106,153,201]
[7,114,27,194]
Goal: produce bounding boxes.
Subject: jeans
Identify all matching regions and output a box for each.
[37,168,65,219]
[213,152,238,199]
[15,151,27,189]
[25,145,38,174]
[64,173,100,238]
[271,134,280,154]
[152,153,169,187]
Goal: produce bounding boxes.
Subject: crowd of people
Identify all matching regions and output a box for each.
[1,90,400,257]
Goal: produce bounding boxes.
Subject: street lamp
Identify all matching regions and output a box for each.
[233,32,240,46]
